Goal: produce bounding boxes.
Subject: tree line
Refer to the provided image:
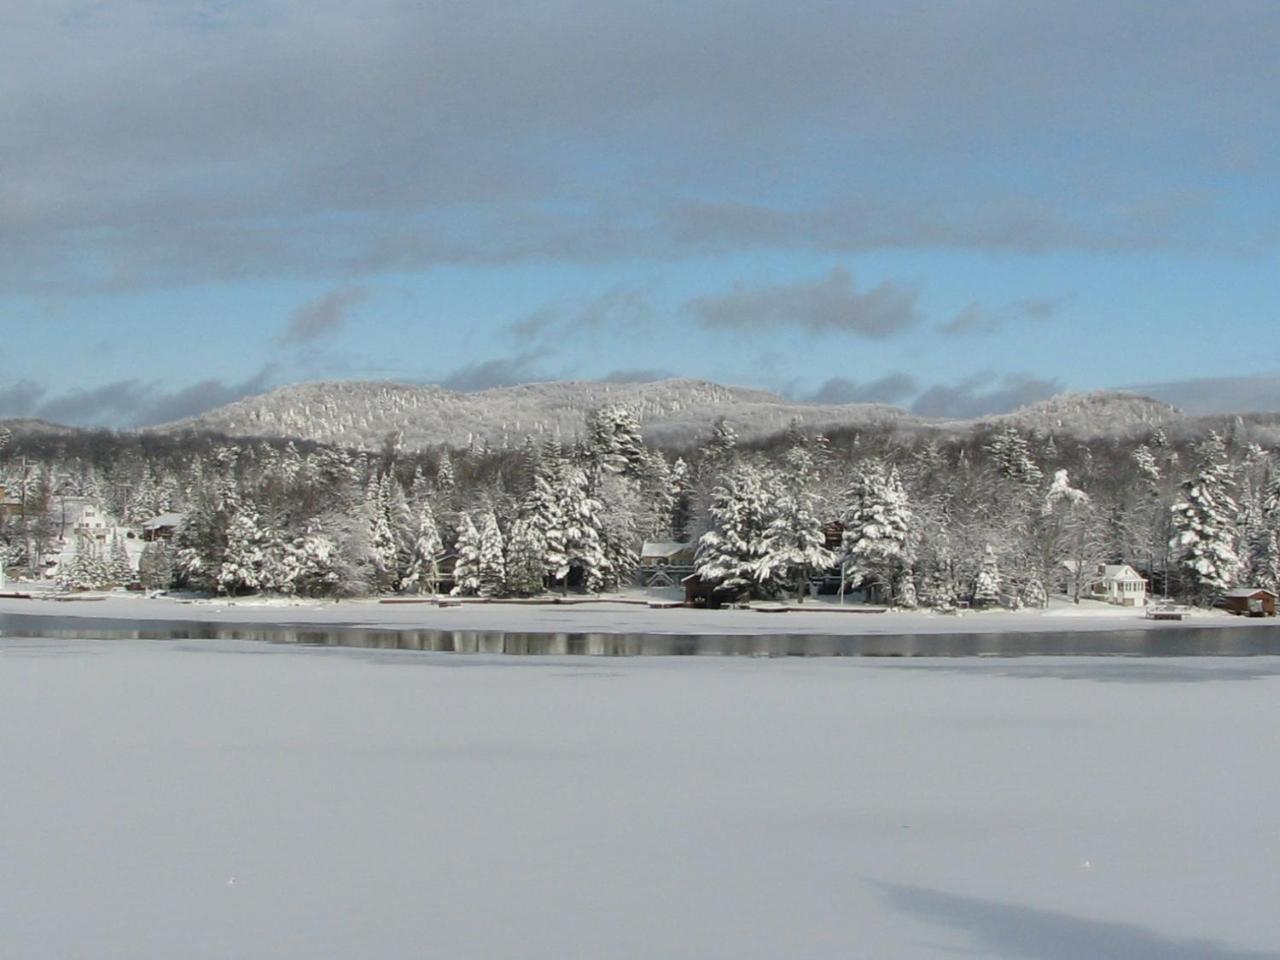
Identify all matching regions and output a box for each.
[0,410,1273,605]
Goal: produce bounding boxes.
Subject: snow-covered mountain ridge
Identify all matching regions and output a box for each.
[11,379,1253,450]
[131,378,1198,450]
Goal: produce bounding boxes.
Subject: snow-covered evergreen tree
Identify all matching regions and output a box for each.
[753,485,833,601]
[1262,472,1280,529]
[217,504,266,595]
[364,488,398,594]
[435,452,456,495]
[402,500,444,594]
[57,546,110,592]
[1132,445,1161,491]
[1021,577,1048,609]
[669,456,693,541]
[383,474,415,585]
[897,575,919,609]
[258,530,296,595]
[289,521,341,597]
[504,516,547,596]
[477,511,506,597]
[699,417,738,479]
[1250,528,1280,594]
[138,540,174,591]
[450,513,482,597]
[522,448,568,586]
[1170,434,1241,602]
[108,533,134,586]
[559,466,609,591]
[1043,469,1088,513]
[587,405,647,477]
[972,546,1001,607]
[986,425,1044,486]
[841,460,913,602]
[695,464,775,598]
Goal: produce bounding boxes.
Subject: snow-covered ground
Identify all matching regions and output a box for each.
[2,637,1278,959]
[0,588,1267,637]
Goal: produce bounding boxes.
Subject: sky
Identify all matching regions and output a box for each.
[3,0,1280,428]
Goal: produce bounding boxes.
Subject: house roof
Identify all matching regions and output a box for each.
[642,541,693,559]
[142,512,185,530]
[1223,588,1278,599]
[1095,564,1145,582]
[1062,561,1145,582]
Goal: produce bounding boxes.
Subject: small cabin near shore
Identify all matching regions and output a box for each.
[1079,563,1148,607]
[1221,588,1277,617]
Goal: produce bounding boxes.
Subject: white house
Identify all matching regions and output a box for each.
[1061,561,1149,606]
[1085,564,1148,607]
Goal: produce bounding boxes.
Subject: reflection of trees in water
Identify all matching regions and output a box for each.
[4,615,1280,658]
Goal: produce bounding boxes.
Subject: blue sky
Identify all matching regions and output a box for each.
[3,1,1280,427]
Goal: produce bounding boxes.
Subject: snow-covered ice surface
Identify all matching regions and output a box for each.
[3,636,1279,959]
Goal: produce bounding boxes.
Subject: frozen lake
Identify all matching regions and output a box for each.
[2,635,1279,959]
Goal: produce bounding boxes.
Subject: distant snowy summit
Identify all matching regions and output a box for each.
[125,378,1196,451]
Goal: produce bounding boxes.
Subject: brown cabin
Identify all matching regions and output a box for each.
[141,512,185,542]
[1221,588,1277,617]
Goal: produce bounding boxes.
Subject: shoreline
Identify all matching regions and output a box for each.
[1,589,1274,638]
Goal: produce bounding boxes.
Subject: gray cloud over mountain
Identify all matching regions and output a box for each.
[1128,373,1280,415]
[436,351,554,393]
[911,374,1065,419]
[0,369,275,428]
[804,373,919,405]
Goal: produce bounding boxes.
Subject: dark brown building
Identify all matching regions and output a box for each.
[1221,588,1277,617]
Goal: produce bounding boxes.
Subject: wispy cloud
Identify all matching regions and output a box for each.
[688,268,919,337]
[277,286,366,345]
[506,285,656,345]
[939,297,1061,336]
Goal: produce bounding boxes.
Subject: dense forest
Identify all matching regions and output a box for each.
[0,406,1273,606]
